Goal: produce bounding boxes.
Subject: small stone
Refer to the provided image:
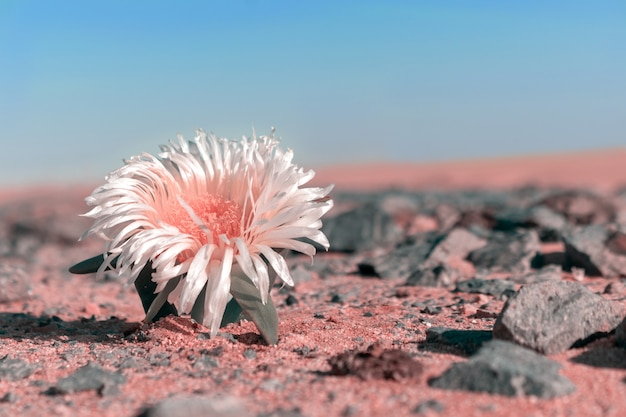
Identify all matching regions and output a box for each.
[493,280,625,354]
[52,362,126,396]
[136,395,251,417]
[455,278,515,298]
[0,392,17,403]
[285,294,299,306]
[243,349,257,360]
[328,343,423,380]
[0,356,38,381]
[428,340,576,398]
[0,264,31,303]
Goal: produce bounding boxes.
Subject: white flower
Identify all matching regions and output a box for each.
[82,129,333,335]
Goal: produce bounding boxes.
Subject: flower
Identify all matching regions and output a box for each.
[81,129,333,337]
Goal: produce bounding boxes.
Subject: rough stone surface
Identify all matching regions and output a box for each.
[562,225,626,277]
[493,280,625,354]
[0,356,38,381]
[539,190,615,225]
[52,363,126,396]
[467,230,540,274]
[322,202,403,252]
[429,340,576,398]
[615,317,626,349]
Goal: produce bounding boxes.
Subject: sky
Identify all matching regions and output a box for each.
[1,0,625,186]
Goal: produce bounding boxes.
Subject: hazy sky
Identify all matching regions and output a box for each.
[1,1,625,186]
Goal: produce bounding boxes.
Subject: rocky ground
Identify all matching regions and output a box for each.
[1,152,626,417]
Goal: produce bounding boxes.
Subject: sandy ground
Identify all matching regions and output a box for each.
[1,148,625,417]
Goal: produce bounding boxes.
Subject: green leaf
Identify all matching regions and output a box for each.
[145,275,181,323]
[69,254,119,274]
[229,273,278,345]
[190,285,243,327]
[134,261,178,321]
[68,254,105,274]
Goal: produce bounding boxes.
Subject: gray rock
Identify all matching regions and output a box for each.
[467,230,540,274]
[428,340,576,398]
[406,264,463,287]
[495,205,567,241]
[358,232,441,280]
[426,227,487,265]
[137,395,250,417]
[509,265,562,284]
[455,278,515,298]
[53,362,126,396]
[493,280,625,354]
[539,190,615,225]
[0,356,38,381]
[0,264,31,303]
[323,202,403,252]
[563,225,626,277]
[425,327,492,355]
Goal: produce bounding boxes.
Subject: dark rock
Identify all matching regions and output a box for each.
[284,294,298,306]
[358,231,442,280]
[0,356,38,381]
[455,278,515,298]
[0,392,17,403]
[455,209,497,230]
[136,395,250,417]
[421,305,443,315]
[243,349,257,360]
[563,225,626,277]
[615,317,626,349]
[328,343,423,380]
[0,264,31,303]
[323,202,403,252]
[52,362,125,396]
[495,205,567,241]
[405,264,463,287]
[509,265,562,284]
[493,280,625,354]
[467,230,540,274]
[429,340,576,398]
[425,327,492,355]
[540,190,615,225]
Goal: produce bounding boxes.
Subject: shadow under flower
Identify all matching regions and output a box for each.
[0,312,142,344]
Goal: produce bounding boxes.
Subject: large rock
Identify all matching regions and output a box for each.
[429,340,576,398]
[467,230,540,274]
[562,225,626,277]
[493,280,625,354]
[323,202,403,252]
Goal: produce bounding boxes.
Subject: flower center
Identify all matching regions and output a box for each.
[164,194,242,245]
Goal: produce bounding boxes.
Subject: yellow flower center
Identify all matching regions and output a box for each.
[164,194,242,246]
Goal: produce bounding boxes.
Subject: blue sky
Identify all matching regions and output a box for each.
[1,1,624,185]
